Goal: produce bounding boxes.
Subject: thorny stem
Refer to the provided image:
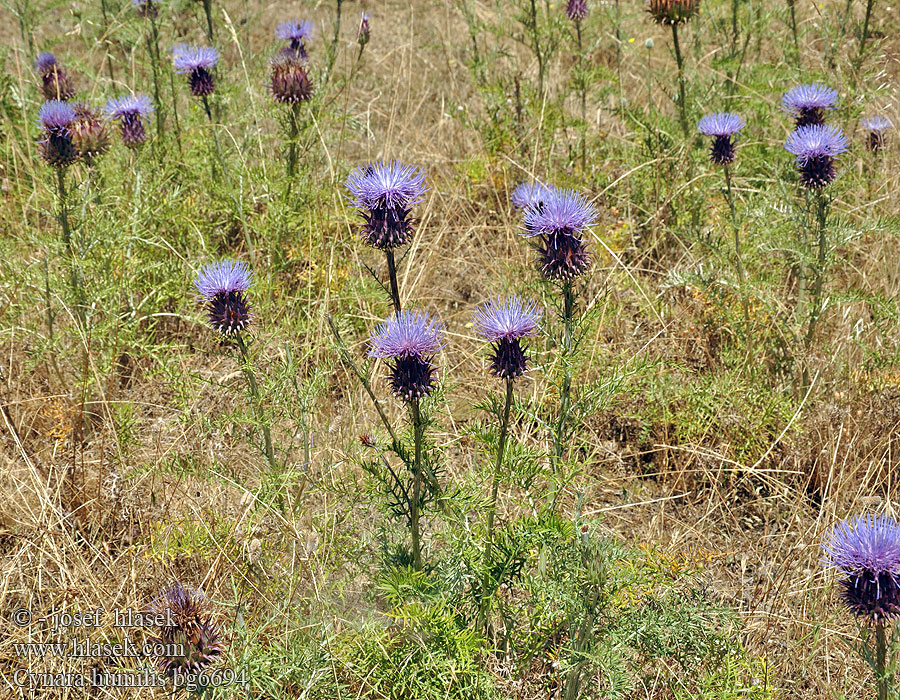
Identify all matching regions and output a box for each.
[56,168,85,328]
[875,619,890,700]
[202,0,215,43]
[528,0,545,99]
[324,0,344,85]
[787,0,799,57]
[409,399,425,571]
[235,334,278,475]
[284,102,302,199]
[856,0,876,68]
[723,165,751,357]
[731,0,740,53]
[385,249,402,314]
[327,315,442,492]
[147,16,164,139]
[168,63,182,154]
[671,23,688,138]
[479,377,514,635]
[576,20,586,172]
[553,281,575,466]
[801,190,828,390]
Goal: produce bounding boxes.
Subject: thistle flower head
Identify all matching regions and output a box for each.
[522,188,596,238]
[861,115,892,153]
[276,19,314,58]
[822,514,900,622]
[697,112,745,165]
[522,188,595,280]
[473,296,542,380]
[147,583,224,678]
[39,100,76,131]
[781,83,838,128]
[34,52,76,101]
[368,310,445,401]
[566,0,589,21]
[193,260,253,335]
[784,124,848,188]
[33,51,58,74]
[346,160,428,249]
[70,104,110,166]
[172,44,219,96]
[647,0,700,25]
[511,181,554,211]
[269,54,313,104]
[473,296,542,343]
[358,12,371,46]
[37,101,78,168]
[104,94,154,148]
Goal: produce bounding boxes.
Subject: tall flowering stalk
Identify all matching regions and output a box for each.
[472,296,541,632]
[173,45,222,177]
[698,112,749,348]
[566,0,589,171]
[38,100,84,323]
[521,188,595,468]
[346,160,428,313]
[822,514,900,700]
[647,0,700,137]
[134,0,171,143]
[270,22,315,195]
[368,310,445,571]
[194,260,278,475]
[784,124,848,388]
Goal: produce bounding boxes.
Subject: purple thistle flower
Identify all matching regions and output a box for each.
[861,115,892,153]
[33,52,76,101]
[147,583,224,678]
[822,514,900,622]
[781,83,839,128]
[511,181,554,211]
[104,94,154,148]
[566,0,589,20]
[473,296,542,380]
[34,51,57,74]
[70,104,110,166]
[173,45,219,97]
[522,188,595,280]
[193,259,253,335]
[269,54,313,104]
[346,160,428,249]
[784,124,849,189]
[368,310,445,402]
[37,100,78,168]
[358,12,371,46]
[697,112,745,165]
[276,19,314,59]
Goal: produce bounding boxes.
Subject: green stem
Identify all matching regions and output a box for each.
[724,165,751,355]
[285,103,301,199]
[576,20,586,172]
[56,168,85,327]
[385,249,402,314]
[856,0,876,67]
[235,334,277,473]
[529,0,545,99]
[324,0,344,85]
[876,619,890,700]
[202,0,215,43]
[147,16,164,140]
[409,399,425,571]
[480,378,514,634]
[671,23,689,138]
[554,281,575,464]
[787,0,799,57]
[731,0,740,53]
[800,191,828,391]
